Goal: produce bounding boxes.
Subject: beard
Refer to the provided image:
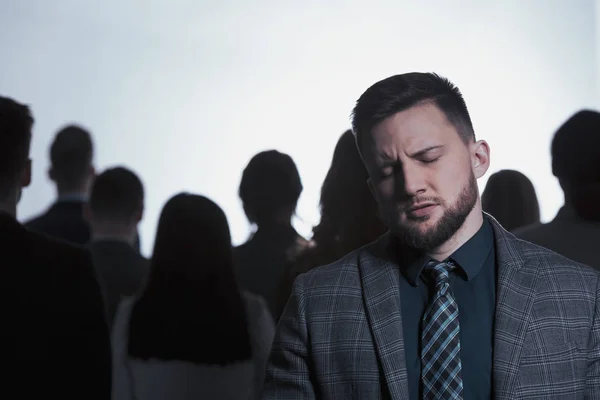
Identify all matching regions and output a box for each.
[388,173,479,252]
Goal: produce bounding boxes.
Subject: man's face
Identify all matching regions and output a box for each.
[361,103,489,251]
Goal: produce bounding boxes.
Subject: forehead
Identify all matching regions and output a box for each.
[368,103,460,156]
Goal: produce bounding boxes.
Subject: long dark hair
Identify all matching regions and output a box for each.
[482,169,541,231]
[306,130,387,266]
[277,131,387,317]
[128,193,252,364]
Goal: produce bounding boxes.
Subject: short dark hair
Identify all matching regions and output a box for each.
[0,96,34,200]
[238,150,303,226]
[89,166,144,221]
[551,110,600,183]
[351,72,475,152]
[50,124,93,186]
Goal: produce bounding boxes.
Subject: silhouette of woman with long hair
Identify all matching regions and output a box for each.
[111,193,274,400]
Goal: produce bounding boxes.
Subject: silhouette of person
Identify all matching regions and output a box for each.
[234,150,308,319]
[482,169,540,231]
[111,193,274,400]
[0,95,111,398]
[25,124,95,244]
[515,110,600,270]
[276,130,387,318]
[85,166,149,326]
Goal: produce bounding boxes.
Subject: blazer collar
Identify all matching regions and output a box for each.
[359,232,410,399]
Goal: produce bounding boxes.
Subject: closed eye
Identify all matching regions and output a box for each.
[421,157,440,164]
[376,166,395,180]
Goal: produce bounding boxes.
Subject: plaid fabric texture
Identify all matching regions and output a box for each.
[262,216,600,399]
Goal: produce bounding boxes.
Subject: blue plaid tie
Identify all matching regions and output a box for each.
[421,260,464,400]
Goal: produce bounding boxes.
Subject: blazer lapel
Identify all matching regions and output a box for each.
[359,233,410,399]
[489,218,540,398]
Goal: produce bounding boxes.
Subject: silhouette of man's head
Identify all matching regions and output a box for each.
[238,150,303,228]
[87,166,144,226]
[0,96,33,210]
[49,124,94,195]
[352,72,490,252]
[482,169,540,231]
[551,110,600,220]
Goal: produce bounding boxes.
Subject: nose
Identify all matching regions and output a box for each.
[397,163,427,197]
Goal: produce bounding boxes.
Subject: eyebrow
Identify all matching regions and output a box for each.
[408,145,444,158]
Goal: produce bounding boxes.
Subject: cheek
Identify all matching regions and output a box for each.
[374,180,395,202]
[435,163,470,200]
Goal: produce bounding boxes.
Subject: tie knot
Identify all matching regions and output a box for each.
[424,260,456,285]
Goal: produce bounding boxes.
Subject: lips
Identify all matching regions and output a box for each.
[407,203,436,212]
[406,203,437,218]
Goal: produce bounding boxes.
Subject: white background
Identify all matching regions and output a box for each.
[1,0,598,257]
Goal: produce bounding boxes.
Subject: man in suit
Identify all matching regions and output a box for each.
[263,73,600,399]
[25,124,96,244]
[85,166,149,326]
[514,110,600,271]
[0,95,111,398]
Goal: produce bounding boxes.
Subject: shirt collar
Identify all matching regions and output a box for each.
[58,192,88,203]
[397,216,494,286]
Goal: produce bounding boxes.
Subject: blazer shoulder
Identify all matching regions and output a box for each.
[28,228,88,257]
[23,212,46,229]
[295,249,362,289]
[25,229,96,282]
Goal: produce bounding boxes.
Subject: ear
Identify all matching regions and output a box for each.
[470,140,490,179]
[133,204,144,223]
[87,165,96,185]
[20,159,32,188]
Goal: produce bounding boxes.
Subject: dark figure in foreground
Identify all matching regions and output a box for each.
[0,95,111,398]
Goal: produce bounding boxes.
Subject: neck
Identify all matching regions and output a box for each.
[56,181,89,200]
[257,213,293,230]
[57,190,87,200]
[426,204,484,261]
[91,222,136,246]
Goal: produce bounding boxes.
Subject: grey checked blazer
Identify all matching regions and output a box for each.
[262,216,600,399]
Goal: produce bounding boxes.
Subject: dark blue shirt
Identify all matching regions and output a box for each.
[396,218,496,400]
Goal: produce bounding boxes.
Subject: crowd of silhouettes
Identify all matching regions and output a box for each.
[1,80,599,398]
